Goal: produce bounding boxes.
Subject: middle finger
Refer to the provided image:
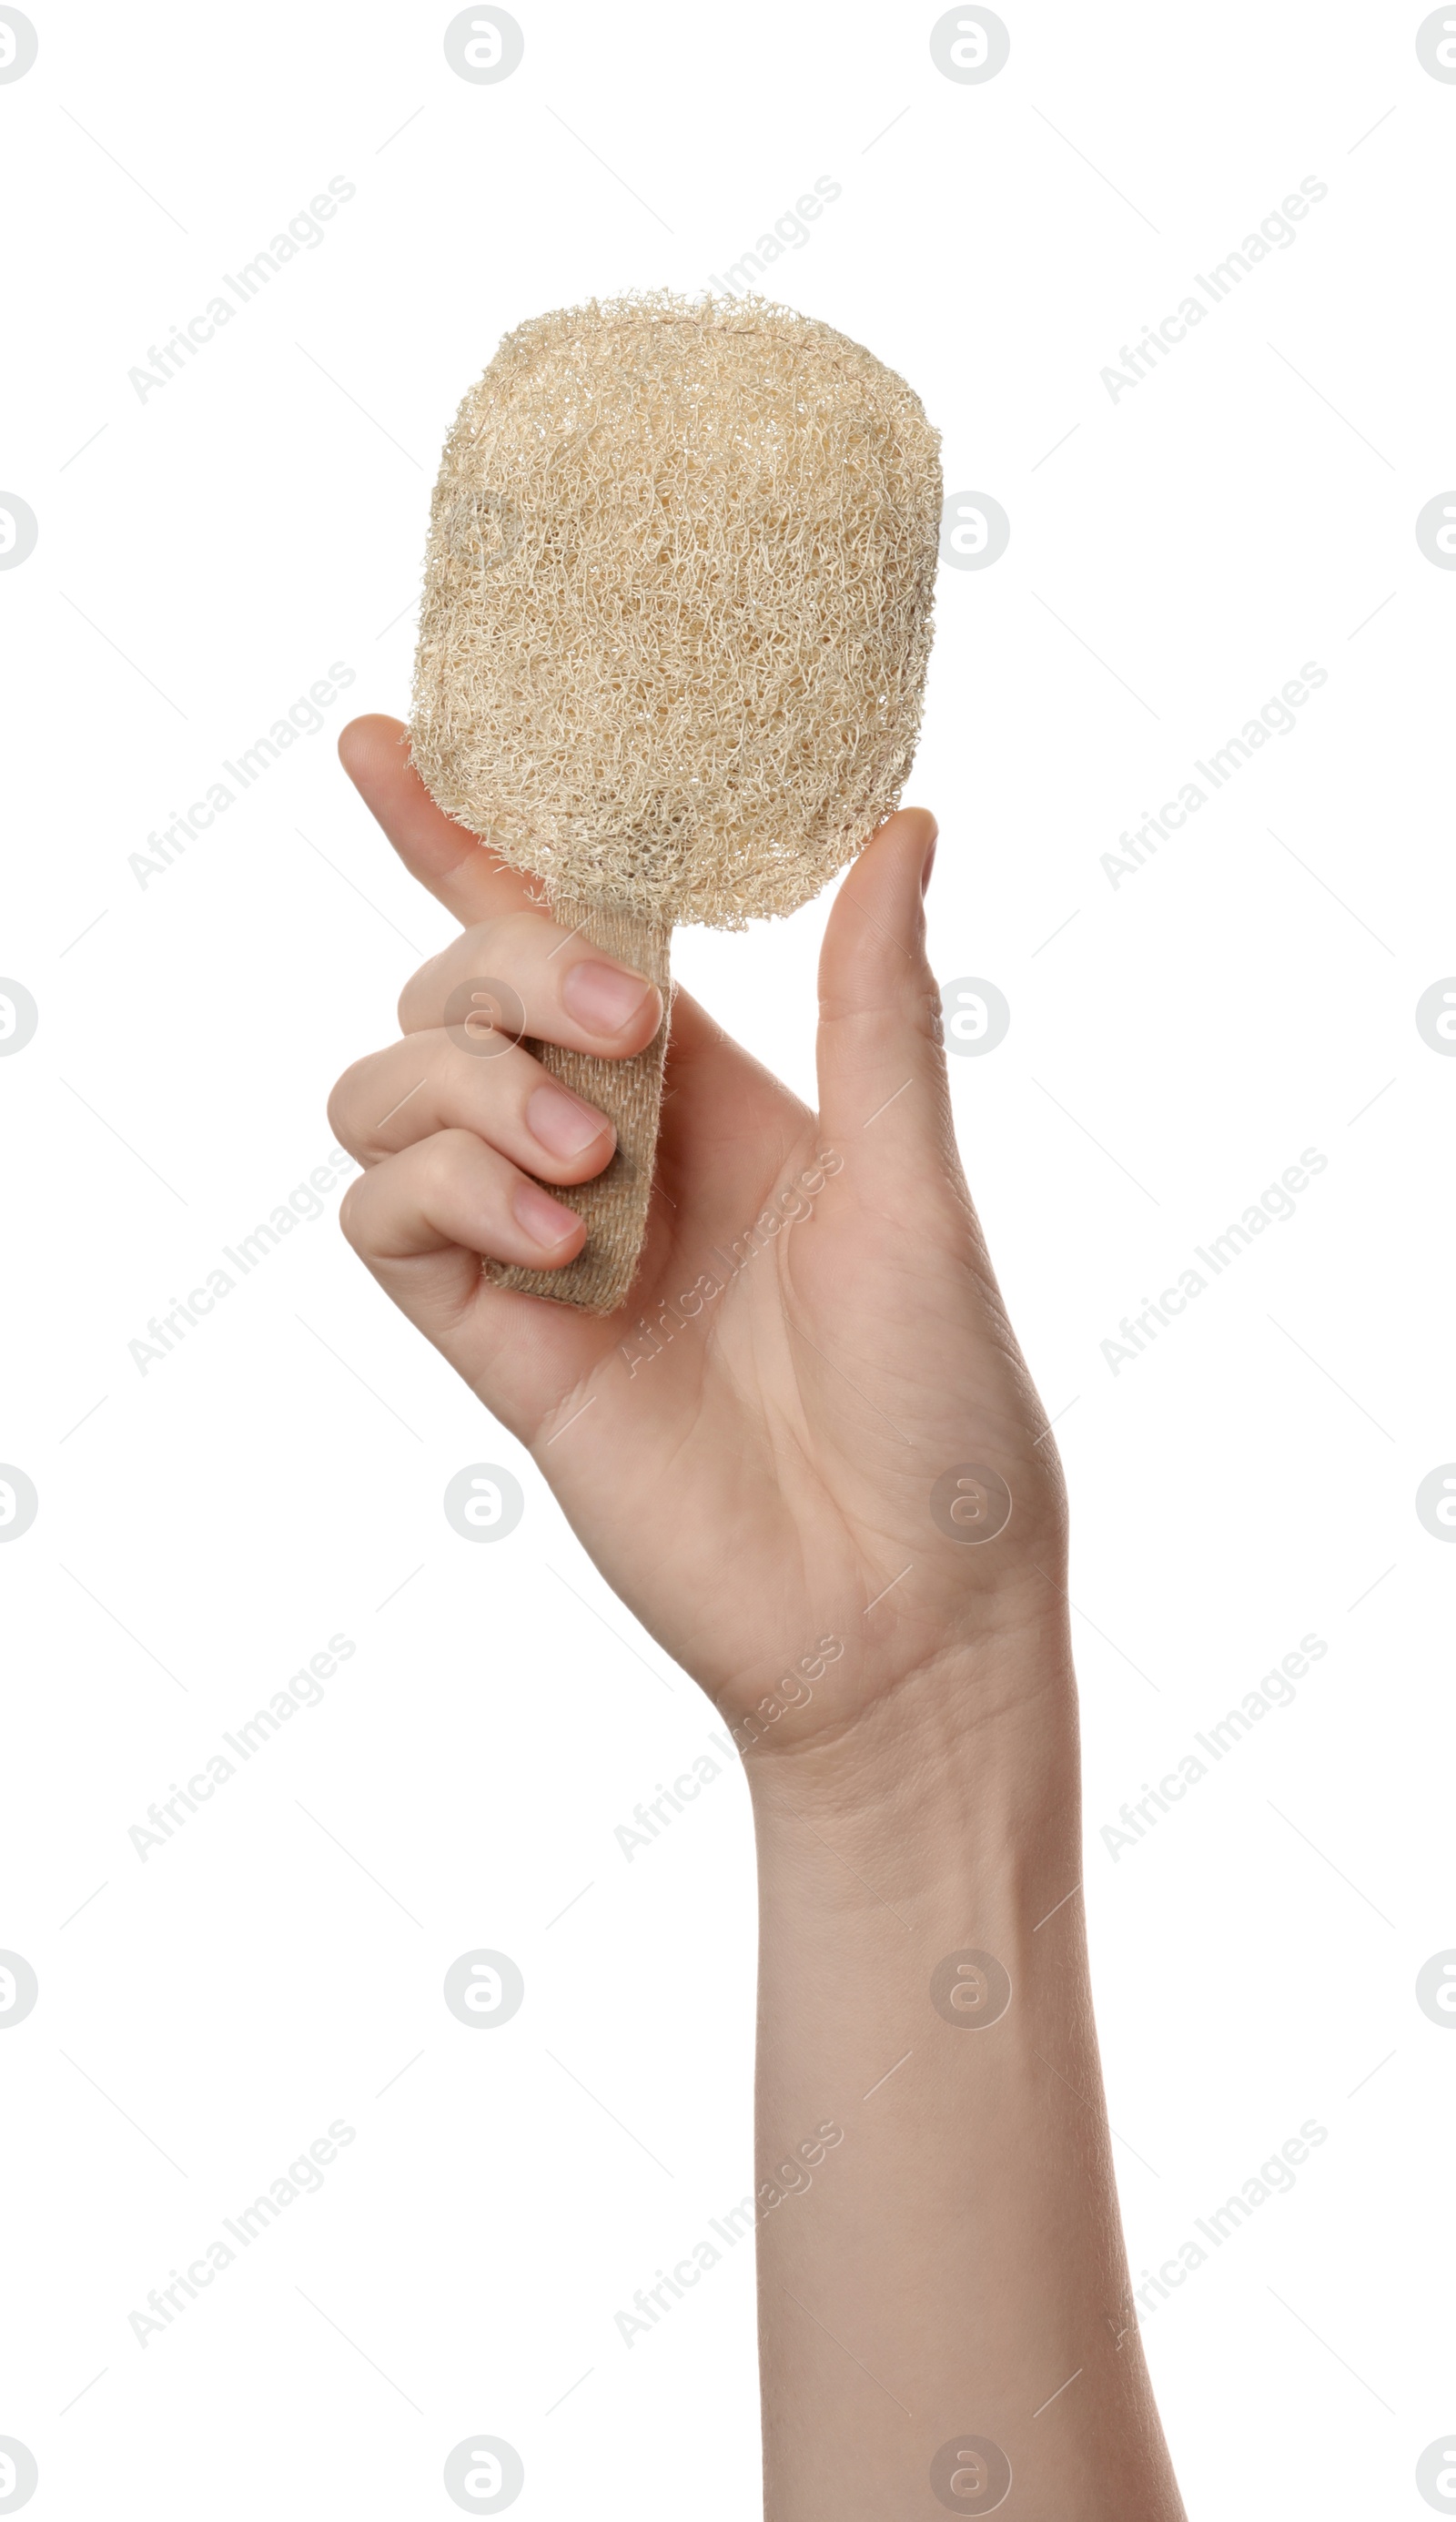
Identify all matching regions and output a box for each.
[398,909,664,1058]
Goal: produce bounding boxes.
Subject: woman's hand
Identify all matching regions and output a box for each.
[328,715,1068,1763]
[328,718,1187,2522]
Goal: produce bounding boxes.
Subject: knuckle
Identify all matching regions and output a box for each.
[398,944,448,1032]
[325,1062,363,1147]
[337,1176,368,1250]
[491,907,551,955]
[412,1127,474,1210]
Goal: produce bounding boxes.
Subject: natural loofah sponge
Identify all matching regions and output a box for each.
[410,289,942,1312]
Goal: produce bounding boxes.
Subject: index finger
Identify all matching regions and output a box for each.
[339,714,542,932]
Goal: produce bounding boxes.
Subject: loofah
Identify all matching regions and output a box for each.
[410,290,942,1312]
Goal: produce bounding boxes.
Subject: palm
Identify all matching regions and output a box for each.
[335,720,1065,1744]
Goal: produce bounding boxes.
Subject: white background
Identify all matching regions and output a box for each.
[2,2,1454,2515]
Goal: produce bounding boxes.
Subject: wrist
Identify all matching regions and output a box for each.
[744,1631,1083,1917]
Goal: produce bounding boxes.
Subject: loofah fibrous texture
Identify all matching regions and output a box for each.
[409,290,942,1312]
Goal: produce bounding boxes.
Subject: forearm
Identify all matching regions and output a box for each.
[747,1642,1185,2520]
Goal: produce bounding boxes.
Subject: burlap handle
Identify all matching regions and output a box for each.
[487,896,672,1314]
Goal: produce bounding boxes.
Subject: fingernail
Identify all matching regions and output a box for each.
[511,1180,581,1250]
[920,836,938,898]
[561,958,659,1036]
[526,1084,611,1160]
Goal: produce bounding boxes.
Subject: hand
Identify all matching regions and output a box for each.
[329,722,1184,2522]
[328,716,1069,1763]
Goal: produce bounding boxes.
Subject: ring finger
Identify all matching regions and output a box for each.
[328,1031,617,1183]
[340,1128,587,1278]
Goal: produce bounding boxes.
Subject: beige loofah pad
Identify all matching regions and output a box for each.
[410,290,942,1313]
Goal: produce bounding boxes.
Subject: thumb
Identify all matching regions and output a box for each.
[815,809,955,1186]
